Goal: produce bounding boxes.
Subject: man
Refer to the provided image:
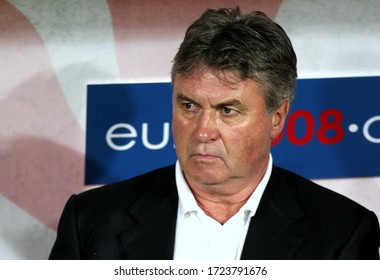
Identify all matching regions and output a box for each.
[49,7,380,259]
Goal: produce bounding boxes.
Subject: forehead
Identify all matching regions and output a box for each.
[174,69,240,87]
[173,70,264,102]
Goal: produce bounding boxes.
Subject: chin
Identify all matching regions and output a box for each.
[189,169,226,186]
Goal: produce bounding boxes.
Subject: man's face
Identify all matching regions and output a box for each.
[172,69,287,193]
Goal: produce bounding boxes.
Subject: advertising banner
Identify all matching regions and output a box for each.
[86,76,380,184]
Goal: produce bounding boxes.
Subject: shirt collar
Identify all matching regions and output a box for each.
[175,154,273,219]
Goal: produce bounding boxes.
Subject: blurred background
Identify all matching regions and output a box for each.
[0,0,379,259]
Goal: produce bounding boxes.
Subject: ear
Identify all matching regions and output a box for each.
[270,100,289,140]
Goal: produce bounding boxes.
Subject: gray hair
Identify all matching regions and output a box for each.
[171,7,297,113]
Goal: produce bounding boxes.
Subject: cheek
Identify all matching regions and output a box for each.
[227,121,270,155]
[223,129,255,160]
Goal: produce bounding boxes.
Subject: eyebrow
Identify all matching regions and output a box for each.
[175,93,245,110]
[176,93,194,103]
[216,99,243,109]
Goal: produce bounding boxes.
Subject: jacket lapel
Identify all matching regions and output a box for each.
[241,166,305,259]
[117,167,179,260]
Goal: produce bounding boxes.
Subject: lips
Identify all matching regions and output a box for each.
[193,153,217,158]
[190,152,222,164]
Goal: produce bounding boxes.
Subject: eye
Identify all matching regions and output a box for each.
[182,102,198,112]
[221,107,238,116]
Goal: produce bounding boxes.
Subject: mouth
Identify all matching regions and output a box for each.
[191,153,220,162]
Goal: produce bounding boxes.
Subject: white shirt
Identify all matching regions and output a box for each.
[173,155,273,260]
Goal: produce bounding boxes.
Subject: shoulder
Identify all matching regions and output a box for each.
[270,165,375,220]
[51,165,177,259]
[267,166,379,259]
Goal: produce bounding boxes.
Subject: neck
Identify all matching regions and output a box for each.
[189,181,257,225]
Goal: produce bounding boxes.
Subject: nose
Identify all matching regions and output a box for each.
[194,110,219,143]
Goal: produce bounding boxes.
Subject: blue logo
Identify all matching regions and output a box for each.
[85,76,380,184]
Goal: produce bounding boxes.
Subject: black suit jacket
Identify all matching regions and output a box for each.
[49,165,380,259]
